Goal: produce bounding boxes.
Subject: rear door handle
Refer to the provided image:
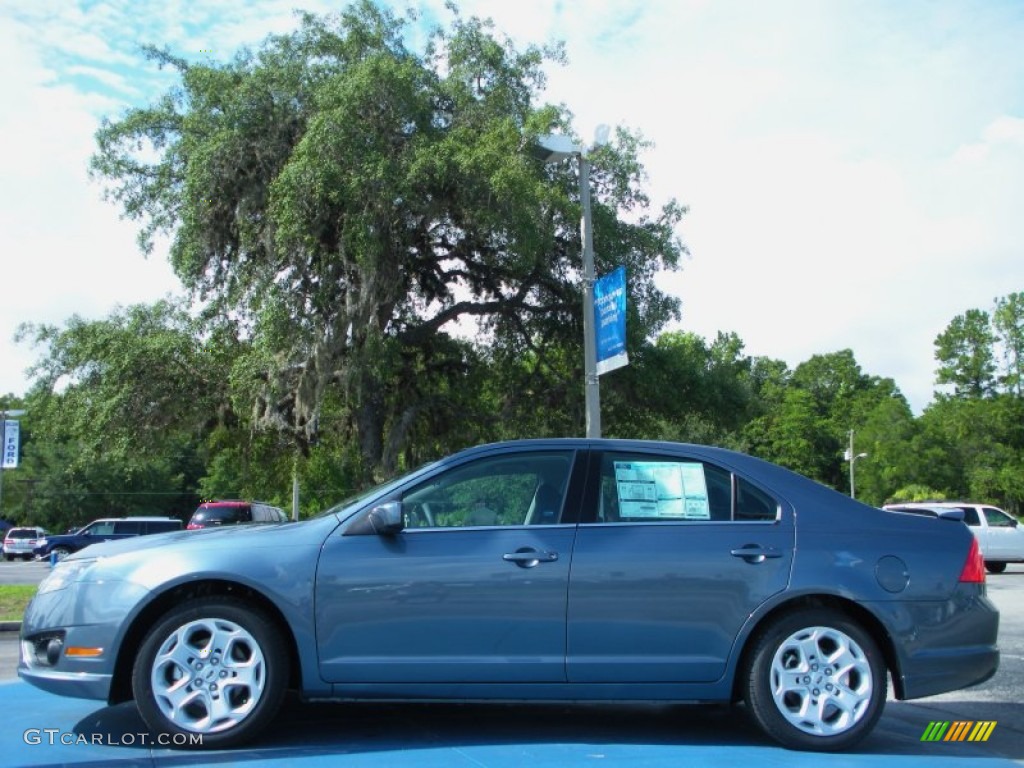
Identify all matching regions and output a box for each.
[503,548,559,568]
[730,545,783,563]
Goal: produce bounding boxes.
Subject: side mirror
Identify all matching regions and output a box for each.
[367,502,405,535]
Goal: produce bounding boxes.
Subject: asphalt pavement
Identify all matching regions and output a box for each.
[1,562,1022,766]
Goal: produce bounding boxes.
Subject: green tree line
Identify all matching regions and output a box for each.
[2,3,1022,531]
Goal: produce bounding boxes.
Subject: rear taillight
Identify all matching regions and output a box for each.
[958,537,986,583]
[186,523,201,530]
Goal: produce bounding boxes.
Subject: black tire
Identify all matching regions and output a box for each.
[743,608,886,751]
[3,555,11,562]
[132,597,289,749]
[985,561,1007,574]
[52,546,72,561]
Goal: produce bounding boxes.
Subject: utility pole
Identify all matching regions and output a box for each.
[844,430,867,499]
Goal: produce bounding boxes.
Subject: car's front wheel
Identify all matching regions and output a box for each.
[51,547,72,561]
[985,561,1007,574]
[132,597,289,749]
[743,608,886,751]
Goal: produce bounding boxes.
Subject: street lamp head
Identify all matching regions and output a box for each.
[533,133,583,163]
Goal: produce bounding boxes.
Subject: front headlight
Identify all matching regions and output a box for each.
[37,558,98,595]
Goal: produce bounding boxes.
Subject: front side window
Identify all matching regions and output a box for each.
[984,507,1016,527]
[401,451,574,528]
[87,522,115,536]
[594,452,777,523]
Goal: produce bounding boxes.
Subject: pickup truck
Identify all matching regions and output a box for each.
[883,501,1024,574]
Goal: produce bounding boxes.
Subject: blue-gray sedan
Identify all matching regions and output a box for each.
[18,439,999,752]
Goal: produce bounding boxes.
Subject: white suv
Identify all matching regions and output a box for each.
[3,526,48,561]
[884,501,1024,574]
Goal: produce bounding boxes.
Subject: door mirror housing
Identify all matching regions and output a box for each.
[368,502,405,535]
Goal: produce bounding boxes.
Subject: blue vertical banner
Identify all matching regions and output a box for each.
[2,420,19,469]
[593,265,629,375]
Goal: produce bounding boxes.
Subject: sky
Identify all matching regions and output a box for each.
[2,0,1023,415]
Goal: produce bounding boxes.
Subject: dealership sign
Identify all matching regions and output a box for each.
[594,266,628,375]
[3,420,19,469]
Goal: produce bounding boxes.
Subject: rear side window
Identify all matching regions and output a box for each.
[735,477,779,521]
[592,452,778,523]
[146,521,182,533]
[961,508,981,526]
[114,521,144,535]
[252,504,287,522]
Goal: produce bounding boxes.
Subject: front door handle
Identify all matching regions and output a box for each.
[503,548,559,568]
[730,545,783,564]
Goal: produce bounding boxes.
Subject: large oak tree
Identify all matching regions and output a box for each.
[90,2,685,480]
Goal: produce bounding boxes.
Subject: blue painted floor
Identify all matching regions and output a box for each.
[1,679,1019,767]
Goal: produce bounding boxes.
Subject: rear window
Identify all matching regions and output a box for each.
[194,505,251,524]
[6,528,41,539]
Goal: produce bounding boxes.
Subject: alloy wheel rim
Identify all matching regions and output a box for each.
[150,617,267,734]
[769,625,874,736]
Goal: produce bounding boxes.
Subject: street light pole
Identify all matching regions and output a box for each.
[577,152,600,438]
[535,131,606,438]
[845,429,867,499]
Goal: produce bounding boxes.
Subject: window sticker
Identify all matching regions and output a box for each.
[613,461,711,520]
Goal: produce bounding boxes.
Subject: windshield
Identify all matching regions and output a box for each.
[313,458,443,519]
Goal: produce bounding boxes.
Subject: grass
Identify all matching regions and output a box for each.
[0,585,37,622]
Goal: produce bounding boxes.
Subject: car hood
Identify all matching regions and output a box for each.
[66,519,311,561]
[61,514,344,593]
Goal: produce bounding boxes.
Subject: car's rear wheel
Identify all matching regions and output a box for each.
[985,561,1007,574]
[743,608,886,751]
[132,597,289,749]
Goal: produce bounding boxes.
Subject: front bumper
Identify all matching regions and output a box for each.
[18,664,113,700]
[18,578,150,702]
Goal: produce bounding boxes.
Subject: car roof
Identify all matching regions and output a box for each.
[88,516,180,522]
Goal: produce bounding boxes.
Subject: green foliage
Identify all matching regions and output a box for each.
[887,484,946,503]
[88,2,685,483]
[934,308,997,399]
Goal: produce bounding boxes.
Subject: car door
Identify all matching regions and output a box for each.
[981,506,1024,560]
[316,448,583,685]
[567,448,794,683]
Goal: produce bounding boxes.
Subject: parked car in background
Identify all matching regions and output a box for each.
[3,526,48,561]
[186,500,289,529]
[20,439,998,752]
[33,517,182,561]
[883,501,1024,574]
